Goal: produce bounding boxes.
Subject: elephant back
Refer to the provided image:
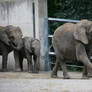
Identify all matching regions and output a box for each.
[23,37,34,53]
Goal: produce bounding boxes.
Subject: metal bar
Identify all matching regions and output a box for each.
[44,18,51,71]
[66,64,83,68]
[32,1,36,38]
[50,62,83,68]
[49,52,56,55]
[48,17,80,23]
[48,35,53,38]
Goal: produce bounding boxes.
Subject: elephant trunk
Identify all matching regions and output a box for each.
[10,39,23,51]
[16,41,23,50]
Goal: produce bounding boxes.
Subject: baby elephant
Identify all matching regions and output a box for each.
[17,37,40,73]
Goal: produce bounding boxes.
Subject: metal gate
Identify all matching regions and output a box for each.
[44,17,86,70]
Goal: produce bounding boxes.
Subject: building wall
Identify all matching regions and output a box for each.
[35,0,49,70]
[0,0,48,71]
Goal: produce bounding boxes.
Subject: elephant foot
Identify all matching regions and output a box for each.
[1,69,8,72]
[28,70,32,73]
[82,75,89,79]
[64,75,71,79]
[15,68,21,72]
[51,71,57,78]
[32,70,39,73]
[21,69,23,72]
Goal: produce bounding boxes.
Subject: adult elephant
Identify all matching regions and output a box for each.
[51,19,92,79]
[0,25,23,72]
[15,37,40,73]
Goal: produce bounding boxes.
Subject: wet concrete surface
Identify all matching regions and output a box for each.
[0,71,92,92]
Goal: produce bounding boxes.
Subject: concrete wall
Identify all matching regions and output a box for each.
[0,0,33,36]
[0,0,48,71]
[34,0,49,70]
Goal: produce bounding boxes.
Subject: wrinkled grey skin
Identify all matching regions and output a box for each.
[51,20,92,79]
[0,25,23,72]
[15,37,40,73]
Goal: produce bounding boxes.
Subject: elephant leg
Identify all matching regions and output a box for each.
[2,54,8,72]
[76,43,92,78]
[36,56,40,72]
[51,57,59,78]
[33,55,40,73]
[14,50,21,72]
[27,55,33,73]
[82,65,88,79]
[19,56,23,71]
[60,61,70,79]
[24,49,33,73]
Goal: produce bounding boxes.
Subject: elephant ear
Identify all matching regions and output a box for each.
[0,26,10,46]
[23,37,33,53]
[73,23,88,44]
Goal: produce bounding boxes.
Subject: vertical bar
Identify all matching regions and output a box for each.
[6,1,9,25]
[44,18,51,71]
[32,1,35,38]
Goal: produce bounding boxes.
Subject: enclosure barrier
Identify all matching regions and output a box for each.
[45,17,88,70]
[48,17,80,55]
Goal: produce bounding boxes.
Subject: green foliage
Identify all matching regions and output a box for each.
[48,0,92,20]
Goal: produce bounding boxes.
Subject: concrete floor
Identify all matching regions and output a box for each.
[0,71,92,92]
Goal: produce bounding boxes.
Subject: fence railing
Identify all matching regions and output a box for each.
[48,17,80,22]
[45,17,87,70]
[48,17,80,55]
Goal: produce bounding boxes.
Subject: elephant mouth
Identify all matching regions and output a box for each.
[10,42,23,51]
[10,42,18,50]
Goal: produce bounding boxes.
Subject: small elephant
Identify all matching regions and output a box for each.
[0,25,23,71]
[15,37,40,73]
[51,19,92,79]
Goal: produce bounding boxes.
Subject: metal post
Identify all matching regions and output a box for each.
[32,1,35,38]
[44,18,51,71]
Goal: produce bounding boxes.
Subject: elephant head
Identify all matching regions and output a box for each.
[0,25,23,50]
[74,19,92,44]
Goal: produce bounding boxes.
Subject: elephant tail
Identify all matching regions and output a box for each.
[44,44,53,56]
